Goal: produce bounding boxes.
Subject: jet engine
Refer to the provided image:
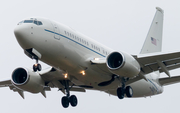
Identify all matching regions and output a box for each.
[11,67,45,93]
[106,51,140,78]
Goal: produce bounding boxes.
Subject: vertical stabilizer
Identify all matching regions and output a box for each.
[140,7,164,54]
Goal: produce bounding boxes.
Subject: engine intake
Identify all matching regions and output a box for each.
[107,51,140,78]
[107,52,124,69]
[12,68,28,85]
[11,67,45,93]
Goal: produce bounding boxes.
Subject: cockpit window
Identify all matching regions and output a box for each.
[24,20,34,23]
[38,21,43,25]
[34,20,43,25]
[18,19,43,25]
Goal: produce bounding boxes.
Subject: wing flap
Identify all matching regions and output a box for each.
[159,64,180,73]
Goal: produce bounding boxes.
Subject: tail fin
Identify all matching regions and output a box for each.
[140,7,164,54]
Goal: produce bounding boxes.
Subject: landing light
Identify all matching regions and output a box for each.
[81,71,85,75]
[64,73,68,79]
[94,58,99,60]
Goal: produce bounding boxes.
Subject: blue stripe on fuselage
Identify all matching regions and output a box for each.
[44,29,106,57]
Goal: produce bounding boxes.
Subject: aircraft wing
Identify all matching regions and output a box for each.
[0,80,11,87]
[0,67,86,98]
[0,79,26,98]
[134,51,180,75]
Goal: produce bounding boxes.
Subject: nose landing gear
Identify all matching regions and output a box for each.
[33,58,42,72]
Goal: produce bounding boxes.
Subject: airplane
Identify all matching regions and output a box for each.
[1,7,180,108]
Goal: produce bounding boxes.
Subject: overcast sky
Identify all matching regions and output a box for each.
[0,0,180,113]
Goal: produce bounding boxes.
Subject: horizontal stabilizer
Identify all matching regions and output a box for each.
[159,76,180,86]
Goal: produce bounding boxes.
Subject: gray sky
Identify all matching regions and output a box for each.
[0,0,180,113]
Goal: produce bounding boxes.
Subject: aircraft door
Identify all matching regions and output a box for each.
[52,23,60,40]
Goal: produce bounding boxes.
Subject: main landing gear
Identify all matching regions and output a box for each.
[61,81,78,108]
[117,78,133,99]
[33,58,42,72]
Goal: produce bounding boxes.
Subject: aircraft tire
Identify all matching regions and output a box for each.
[125,86,133,98]
[37,64,42,71]
[69,95,78,107]
[33,64,37,72]
[61,96,69,108]
[117,87,124,99]
[33,63,41,72]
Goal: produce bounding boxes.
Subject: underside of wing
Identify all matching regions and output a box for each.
[39,67,87,94]
[0,67,87,99]
[0,80,11,87]
[135,51,180,75]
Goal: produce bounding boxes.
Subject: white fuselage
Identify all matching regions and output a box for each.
[14,17,163,98]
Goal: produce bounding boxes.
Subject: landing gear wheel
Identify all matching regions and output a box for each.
[61,96,69,108]
[33,63,41,72]
[125,86,133,98]
[117,87,124,99]
[69,95,78,107]
[37,64,41,71]
[33,64,37,72]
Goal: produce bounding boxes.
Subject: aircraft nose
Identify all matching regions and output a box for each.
[14,25,31,49]
[14,26,22,38]
[14,25,28,38]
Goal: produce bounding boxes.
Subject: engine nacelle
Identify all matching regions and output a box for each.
[11,67,45,93]
[106,51,140,78]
